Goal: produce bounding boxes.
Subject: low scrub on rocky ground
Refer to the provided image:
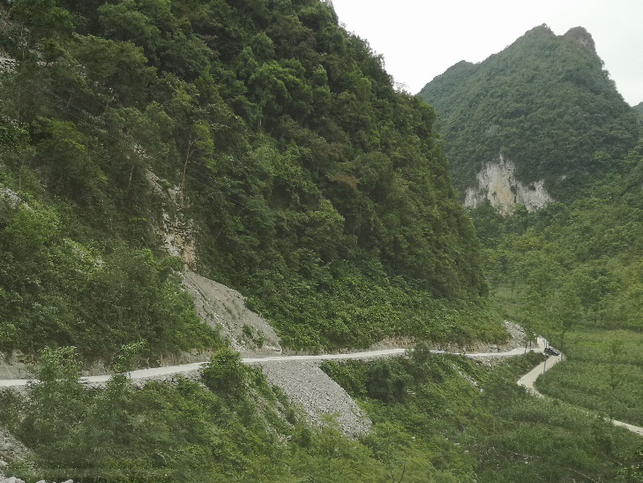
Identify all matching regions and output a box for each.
[4,345,641,481]
[0,347,383,482]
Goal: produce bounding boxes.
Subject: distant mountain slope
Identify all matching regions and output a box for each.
[635,102,643,117]
[419,25,639,209]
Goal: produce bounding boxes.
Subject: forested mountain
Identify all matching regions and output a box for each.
[476,137,643,336]
[635,101,643,117]
[419,25,639,206]
[0,0,495,359]
[446,25,643,478]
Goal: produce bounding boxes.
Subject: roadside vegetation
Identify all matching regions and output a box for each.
[1,0,642,481]
[536,329,643,427]
[470,138,643,442]
[0,198,222,360]
[0,346,385,482]
[322,347,643,482]
[420,22,643,453]
[4,345,640,481]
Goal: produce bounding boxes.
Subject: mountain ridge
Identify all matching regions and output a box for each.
[419,24,639,211]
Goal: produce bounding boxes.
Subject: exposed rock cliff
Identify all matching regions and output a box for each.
[464,155,553,215]
[145,170,197,269]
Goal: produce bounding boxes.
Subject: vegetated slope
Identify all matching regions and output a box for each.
[0,0,498,357]
[536,329,643,427]
[419,25,639,203]
[472,135,643,426]
[476,138,643,338]
[635,101,643,118]
[4,344,643,481]
[322,349,643,482]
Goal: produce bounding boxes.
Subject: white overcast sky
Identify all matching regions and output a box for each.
[330,0,643,106]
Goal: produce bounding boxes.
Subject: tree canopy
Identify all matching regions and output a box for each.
[0,0,492,354]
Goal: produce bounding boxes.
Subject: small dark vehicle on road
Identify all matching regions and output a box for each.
[544,347,560,356]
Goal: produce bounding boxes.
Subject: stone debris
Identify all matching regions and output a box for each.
[0,53,16,73]
[145,169,282,357]
[259,361,371,437]
[0,429,33,481]
[182,271,282,356]
[0,186,23,208]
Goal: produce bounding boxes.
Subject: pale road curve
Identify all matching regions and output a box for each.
[0,337,549,388]
[518,354,643,437]
[1,336,641,437]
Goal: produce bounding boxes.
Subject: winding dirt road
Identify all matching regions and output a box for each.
[518,354,643,436]
[0,338,548,388]
[1,336,641,437]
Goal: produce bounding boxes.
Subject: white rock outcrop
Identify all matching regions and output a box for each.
[464,155,553,215]
[145,170,197,269]
[0,53,16,73]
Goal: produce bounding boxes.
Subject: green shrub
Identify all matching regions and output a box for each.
[365,359,410,403]
[200,347,247,399]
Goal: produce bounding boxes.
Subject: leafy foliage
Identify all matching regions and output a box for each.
[200,347,247,399]
[323,347,643,482]
[0,197,221,360]
[365,358,410,403]
[634,102,643,118]
[470,135,643,444]
[2,346,396,482]
[476,139,643,340]
[0,0,494,355]
[536,330,643,426]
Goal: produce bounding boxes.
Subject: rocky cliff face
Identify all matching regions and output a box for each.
[145,170,197,269]
[464,155,553,215]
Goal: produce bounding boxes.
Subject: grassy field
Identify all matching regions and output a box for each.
[535,329,643,427]
[322,349,643,481]
[491,281,643,428]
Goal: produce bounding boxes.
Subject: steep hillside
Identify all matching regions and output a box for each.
[476,137,643,334]
[419,25,639,210]
[635,101,643,117]
[0,0,497,358]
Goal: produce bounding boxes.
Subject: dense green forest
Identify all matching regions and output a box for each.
[417,22,643,481]
[419,25,639,201]
[0,0,497,358]
[471,136,643,427]
[635,101,643,117]
[420,23,643,434]
[475,137,643,333]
